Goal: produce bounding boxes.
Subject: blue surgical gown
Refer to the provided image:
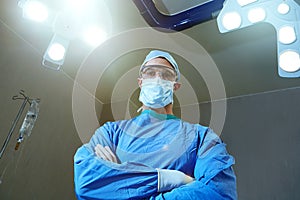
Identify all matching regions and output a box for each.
[74,110,237,199]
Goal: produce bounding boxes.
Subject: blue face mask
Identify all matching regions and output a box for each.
[139,77,175,109]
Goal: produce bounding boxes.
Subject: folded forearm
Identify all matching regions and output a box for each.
[150,168,237,200]
[74,146,158,199]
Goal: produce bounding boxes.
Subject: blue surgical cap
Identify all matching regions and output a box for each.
[140,50,180,81]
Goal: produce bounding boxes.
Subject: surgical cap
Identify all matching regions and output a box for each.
[140,50,180,81]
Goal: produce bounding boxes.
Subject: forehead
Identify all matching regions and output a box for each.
[144,58,174,69]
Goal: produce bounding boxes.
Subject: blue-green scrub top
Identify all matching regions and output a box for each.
[74,110,237,199]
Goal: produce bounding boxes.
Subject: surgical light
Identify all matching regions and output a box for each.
[19,0,48,22]
[279,51,300,72]
[277,3,290,14]
[247,7,266,23]
[47,43,66,61]
[69,0,87,9]
[217,0,300,78]
[42,34,70,70]
[222,12,242,31]
[64,0,95,13]
[83,26,108,47]
[278,26,296,44]
[18,0,112,70]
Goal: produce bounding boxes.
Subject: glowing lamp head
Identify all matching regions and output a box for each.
[23,0,48,22]
[278,26,296,44]
[277,3,290,15]
[222,12,242,31]
[83,26,108,47]
[47,43,66,61]
[279,51,300,73]
[247,8,266,23]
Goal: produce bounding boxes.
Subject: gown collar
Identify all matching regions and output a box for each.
[141,110,178,120]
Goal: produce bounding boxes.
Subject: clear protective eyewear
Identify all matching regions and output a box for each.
[140,65,177,81]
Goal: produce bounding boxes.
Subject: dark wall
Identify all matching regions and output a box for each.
[221,87,300,200]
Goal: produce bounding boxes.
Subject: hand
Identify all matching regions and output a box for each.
[156,169,194,192]
[94,144,119,164]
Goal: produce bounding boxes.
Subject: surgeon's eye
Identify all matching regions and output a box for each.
[162,71,175,80]
[143,69,156,78]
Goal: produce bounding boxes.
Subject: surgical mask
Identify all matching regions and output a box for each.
[139,77,175,109]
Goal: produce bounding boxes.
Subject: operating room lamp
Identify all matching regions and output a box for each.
[18,0,109,70]
[216,0,300,78]
[133,0,300,78]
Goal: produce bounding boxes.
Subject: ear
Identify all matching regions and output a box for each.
[137,78,142,88]
[174,82,181,91]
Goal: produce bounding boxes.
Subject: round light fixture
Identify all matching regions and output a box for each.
[47,43,66,61]
[222,12,242,31]
[83,26,108,47]
[277,3,290,15]
[279,51,300,72]
[23,1,48,22]
[278,26,296,44]
[248,7,266,23]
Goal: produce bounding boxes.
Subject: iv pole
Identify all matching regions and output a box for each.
[0,90,36,159]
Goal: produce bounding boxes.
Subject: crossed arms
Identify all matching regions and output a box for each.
[74,124,237,199]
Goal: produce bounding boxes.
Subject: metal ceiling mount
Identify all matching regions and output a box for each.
[132,0,225,31]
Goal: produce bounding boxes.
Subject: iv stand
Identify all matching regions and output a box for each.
[0,91,30,159]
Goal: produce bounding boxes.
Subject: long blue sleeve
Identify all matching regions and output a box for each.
[74,146,158,200]
[150,168,236,200]
[74,123,159,200]
[150,128,237,200]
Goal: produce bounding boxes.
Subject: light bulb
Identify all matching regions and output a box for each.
[279,51,300,72]
[83,26,108,47]
[47,43,66,61]
[277,3,290,15]
[278,26,296,44]
[248,7,266,23]
[23,1,48,22]
[222,12,242,31]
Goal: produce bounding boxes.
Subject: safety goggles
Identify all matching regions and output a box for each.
[140,65,177,81]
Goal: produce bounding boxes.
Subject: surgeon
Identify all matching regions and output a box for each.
[74,50,237,199]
